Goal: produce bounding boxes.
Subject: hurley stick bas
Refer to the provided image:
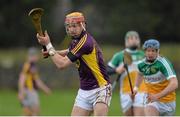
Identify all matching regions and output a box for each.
[112,50,133,91]
[28,8,48,58]
[123,50,133,94]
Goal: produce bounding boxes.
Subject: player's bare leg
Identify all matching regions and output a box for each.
[71,106,91,116]
[23,107,32,116]
[145,105,159,116]
[133,107,144,116]
[124,107,133,116]
[31,105,40,116]
[93,102,108,116]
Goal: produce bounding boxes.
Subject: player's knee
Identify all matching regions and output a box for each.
[145,106,159,116]
[94,102,108,116]
[133,107,145,116]
[124,107,133,116]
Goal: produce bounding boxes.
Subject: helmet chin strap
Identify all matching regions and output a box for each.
[80,22,86,31]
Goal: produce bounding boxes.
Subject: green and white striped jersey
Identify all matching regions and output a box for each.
[108,48,146,93]
[108,48,144,68]
[138,56,176,82]
[137,56,177,102]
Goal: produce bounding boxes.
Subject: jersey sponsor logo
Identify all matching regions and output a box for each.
[144,71,165,83]
[145,76,162,83]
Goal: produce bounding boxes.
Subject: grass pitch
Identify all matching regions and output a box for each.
[0,89,179,116]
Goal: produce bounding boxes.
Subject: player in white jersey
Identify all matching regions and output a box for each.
[108,31,147,116]
[134,39,178,116]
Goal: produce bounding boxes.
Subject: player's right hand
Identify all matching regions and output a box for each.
[42,49,49,58]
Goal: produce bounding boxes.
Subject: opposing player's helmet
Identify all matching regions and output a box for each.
[143,39,160,50]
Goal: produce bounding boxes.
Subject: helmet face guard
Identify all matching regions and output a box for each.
[64,12,86,37]
[143,39,160,63]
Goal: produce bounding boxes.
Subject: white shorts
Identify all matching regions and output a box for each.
[22,89,39,108]
[74,84,112,111]
[146,101,176,116]
[133,92,148,107]
[120,92,147,113]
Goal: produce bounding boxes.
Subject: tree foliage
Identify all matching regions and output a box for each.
[0,0,179,48]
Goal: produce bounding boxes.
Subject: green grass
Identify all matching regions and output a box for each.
[0,89,180,116]
[0,44,180,115]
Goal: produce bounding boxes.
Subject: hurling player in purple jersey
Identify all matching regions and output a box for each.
[36,12,112,116]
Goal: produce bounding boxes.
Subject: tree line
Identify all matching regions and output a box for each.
[0,0,179,48]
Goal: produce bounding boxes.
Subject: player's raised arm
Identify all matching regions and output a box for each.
[37,31,72,69]
[37,11,112,116]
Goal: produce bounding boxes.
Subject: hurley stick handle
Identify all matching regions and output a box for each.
[28,8,48,58]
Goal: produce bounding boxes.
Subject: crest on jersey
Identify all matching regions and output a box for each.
[150,66,157,74]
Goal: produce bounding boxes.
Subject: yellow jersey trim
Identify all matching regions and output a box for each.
[82,47,107,87]
[71,34,87,54]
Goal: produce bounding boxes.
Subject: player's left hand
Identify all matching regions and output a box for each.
[37,30,51,46]
[147,93,160,103]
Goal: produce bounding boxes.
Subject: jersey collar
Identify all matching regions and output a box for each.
[125,48,138,53]
[72,31,86,40]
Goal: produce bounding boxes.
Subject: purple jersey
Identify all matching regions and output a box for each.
[67,31,110,90]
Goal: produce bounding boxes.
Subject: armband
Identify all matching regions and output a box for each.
[49,48,56,56]
[46,43,56,56]
[46,43,54,51]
